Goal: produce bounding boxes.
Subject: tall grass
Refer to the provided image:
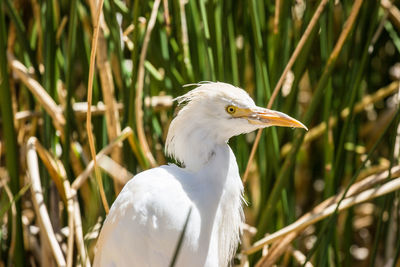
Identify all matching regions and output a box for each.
[1,0,400,266]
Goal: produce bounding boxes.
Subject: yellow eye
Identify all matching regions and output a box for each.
[226,105,237,114]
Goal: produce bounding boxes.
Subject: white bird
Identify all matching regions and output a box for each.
[93,82,307,267]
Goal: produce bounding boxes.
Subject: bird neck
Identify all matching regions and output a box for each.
[166,116,244,265]
[185,141,229,172]
[166,114,230,171]
[201,144,243,266]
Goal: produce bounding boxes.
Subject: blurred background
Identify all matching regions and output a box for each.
[1,0,400,266]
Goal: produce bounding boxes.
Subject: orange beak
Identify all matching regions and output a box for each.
[235,107,308,130]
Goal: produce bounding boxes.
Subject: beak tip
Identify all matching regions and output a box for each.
[291,119,308,131]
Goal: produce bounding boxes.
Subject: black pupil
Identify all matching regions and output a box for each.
[229,107,234,112]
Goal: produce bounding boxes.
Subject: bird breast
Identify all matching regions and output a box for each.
[94,145,243,267]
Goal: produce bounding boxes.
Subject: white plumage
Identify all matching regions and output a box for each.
[93,82,306,267]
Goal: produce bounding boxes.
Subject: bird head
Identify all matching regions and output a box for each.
[166,82,307,169]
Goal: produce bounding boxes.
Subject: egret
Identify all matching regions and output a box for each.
[93,82,307,267]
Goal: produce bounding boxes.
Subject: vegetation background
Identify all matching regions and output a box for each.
[1,0,400,266]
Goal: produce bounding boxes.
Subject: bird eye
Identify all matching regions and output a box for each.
[226,105,237,114]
